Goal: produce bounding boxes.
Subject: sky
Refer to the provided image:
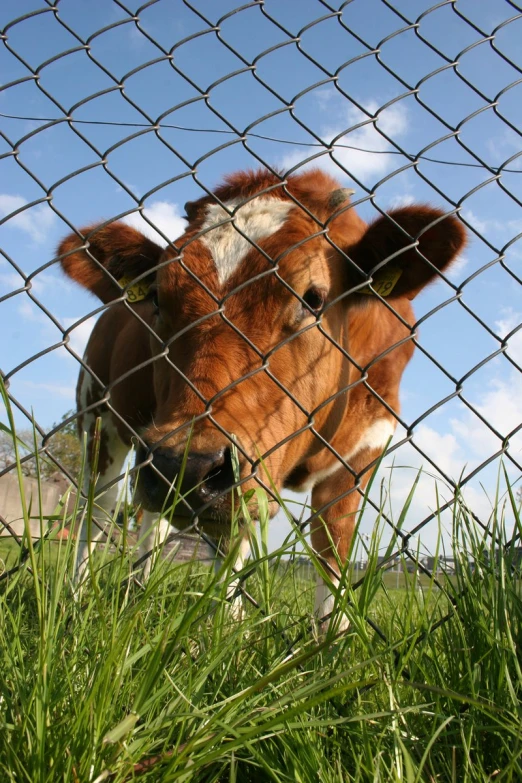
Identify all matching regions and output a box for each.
[1,0,521,559]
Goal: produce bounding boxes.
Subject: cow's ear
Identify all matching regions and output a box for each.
[347,207,466,300]
[58,222,163,304]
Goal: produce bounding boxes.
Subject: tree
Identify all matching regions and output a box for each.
[0,426,39,477]
[45,413,82,479]
[0,411,82,481]
[0,428,18,473]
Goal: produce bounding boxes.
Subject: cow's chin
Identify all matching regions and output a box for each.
[164,511,244,542]
[136,483,233,526]
[134,479,239,536]
[135,478,280,539]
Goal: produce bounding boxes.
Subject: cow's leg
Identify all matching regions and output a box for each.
[137,510,172,581]
[75,406,129,584]
[213,534,250,620]
[310,448,381,633]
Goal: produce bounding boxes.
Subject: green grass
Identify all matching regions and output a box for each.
[0,536,24,570]
[1,495,521,781]
[1,397,522,780]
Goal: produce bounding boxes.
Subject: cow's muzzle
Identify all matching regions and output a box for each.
[135,443,237,517]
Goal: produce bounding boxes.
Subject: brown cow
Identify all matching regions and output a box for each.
[59,168,465,629]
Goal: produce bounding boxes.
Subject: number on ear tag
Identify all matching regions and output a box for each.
[359,265,402,297]
[118,276,150,303]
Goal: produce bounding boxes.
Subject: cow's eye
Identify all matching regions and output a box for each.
[302,286,326,315]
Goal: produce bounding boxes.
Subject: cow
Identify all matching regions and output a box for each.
[58,168,465,630]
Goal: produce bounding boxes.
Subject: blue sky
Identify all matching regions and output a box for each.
[1,0,521,555]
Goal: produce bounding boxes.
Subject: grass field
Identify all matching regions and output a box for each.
[1,400,522,780]
[1,496,521,782]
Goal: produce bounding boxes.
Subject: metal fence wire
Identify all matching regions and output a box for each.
[1,0,522,645]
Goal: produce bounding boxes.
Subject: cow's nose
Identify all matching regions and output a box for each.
[153,446,236,506]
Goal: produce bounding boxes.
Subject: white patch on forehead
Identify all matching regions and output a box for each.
[200,197,294,284]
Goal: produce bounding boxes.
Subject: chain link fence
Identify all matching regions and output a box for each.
[1,0,521,642]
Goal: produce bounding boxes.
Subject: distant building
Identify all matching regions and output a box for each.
[474,547,522,573]
[510,547,522,568]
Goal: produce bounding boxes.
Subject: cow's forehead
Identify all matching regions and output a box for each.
[199,197,295,285]
[160,169,364,295]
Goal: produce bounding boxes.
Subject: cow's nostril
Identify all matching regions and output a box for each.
[202,447,235,496]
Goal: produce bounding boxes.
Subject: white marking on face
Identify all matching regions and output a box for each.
[298,417,396,492]
[200,197,294,284]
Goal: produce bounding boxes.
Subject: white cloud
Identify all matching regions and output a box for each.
[363,427,516,556]
[495,308,522,366]
[123,201,186,247]
[315,87,337,110]
[462,208,522,240]
[486,130,522,171]
[0,194,56,244]
[0,269,74,297]
[462,208,489,235]
[506,243,522,262]
[0,271,27,296]
[388,193,416,210]
[410,312,522,477]
[450,377,522,464]
[411,424,464,478]
[281,99,409,183]
[22,380,75,401]
[17,300,97,360]
[32,270,75,294]
[62,316,97,358]
[446,253,469,280]
[17,299,51,326]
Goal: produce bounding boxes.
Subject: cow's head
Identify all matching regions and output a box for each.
[59,169,465,528]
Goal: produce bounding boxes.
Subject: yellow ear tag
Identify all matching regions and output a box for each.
[359,265,402,297]
[118,276,150,303]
